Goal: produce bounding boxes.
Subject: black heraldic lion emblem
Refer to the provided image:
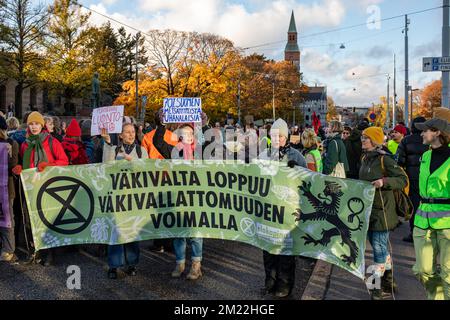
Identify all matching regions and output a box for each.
[293,180,365,266]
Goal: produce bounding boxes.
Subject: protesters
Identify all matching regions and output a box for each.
[397,117,429,243]
[9,112,31,145]
[44,116,55,135]
[343,125,363,179]
[398,121,411,136]
[12,111,69,265]
[141,109,177,252]
[342,126,351,140]
[259,118,306,298]
[61,119,89,165]
[301,128,322,172]
[387,124,406,157]
[412,118,450,300]
[51,116,64,142]
[153,122,204,280]
[6,117,20,136]
[360,126,408,300]
[80,120,95,163]
[0,117,19,262]
[322,120,349,177]
[101,123,148,279]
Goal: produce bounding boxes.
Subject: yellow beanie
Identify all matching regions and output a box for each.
[363,127,384,145]
[27,111,45,127]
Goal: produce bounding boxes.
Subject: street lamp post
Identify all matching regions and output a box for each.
[135,32,140,120]
[410,87,419,125]
[292,90,295,127]
[272,81,275,121]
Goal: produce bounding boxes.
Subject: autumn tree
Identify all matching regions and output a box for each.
[418,79,441,118]
[0,0,49,117]
[366,96,388,127]
[116,30,241,122]
[82,22,147,105]
[38,0,94,114]
[326,96,337,122]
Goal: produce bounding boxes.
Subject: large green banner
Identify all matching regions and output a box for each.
[21,159,375,279]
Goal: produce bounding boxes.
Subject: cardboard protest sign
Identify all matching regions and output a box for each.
[91,105,124,136]
[22,160,375,279]
[163,98,202,123]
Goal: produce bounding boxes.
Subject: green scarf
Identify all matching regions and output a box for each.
[23,133,49,169]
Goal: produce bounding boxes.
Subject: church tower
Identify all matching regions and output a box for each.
[284,10,300,72]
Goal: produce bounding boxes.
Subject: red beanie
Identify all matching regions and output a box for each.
[66,118,81,137]
[393,124,407,136]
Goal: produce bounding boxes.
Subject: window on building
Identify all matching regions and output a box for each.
[305,115,309,121]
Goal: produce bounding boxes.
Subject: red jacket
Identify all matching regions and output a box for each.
[61,137,89,165]
[20,135,69,168]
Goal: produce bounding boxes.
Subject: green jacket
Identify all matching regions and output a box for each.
[323,135,349,175]
[359,149,408,231]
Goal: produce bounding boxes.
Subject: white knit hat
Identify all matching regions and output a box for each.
[271,118,289,138]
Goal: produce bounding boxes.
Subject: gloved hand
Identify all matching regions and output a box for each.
[287,160,297,168]
[12,165,23,175]
[37,162,50,172]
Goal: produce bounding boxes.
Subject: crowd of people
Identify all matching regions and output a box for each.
[0,106,449,300]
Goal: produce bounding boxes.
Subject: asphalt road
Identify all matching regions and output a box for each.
[0,239,315,300]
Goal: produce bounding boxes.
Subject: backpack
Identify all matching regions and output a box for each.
[114,144,143,159]
[381,155,414,221]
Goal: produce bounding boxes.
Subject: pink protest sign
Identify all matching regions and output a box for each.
[91,105,124,136]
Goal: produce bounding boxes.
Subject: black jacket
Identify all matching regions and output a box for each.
[397,133,428,181]
[343,128,362,178]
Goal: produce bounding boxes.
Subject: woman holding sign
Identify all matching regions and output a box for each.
[101,124,148,279]
[153,122,204,280]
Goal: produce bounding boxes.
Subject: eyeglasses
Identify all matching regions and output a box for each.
[361,135,369,141]
[342,132,350,135]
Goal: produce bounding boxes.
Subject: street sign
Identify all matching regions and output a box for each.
[423,56,450,72]
[369,112,376,122]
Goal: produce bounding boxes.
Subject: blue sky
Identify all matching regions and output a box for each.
[40,0,444,107]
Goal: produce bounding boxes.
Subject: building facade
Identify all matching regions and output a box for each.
[300,86,327,126]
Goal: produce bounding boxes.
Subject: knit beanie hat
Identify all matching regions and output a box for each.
[66,118,81,137]
[363,127,384,146]
[27,111,45,127]
[393,124,407,136]
[271,118,289,138]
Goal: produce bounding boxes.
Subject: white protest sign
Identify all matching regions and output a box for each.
[163,97,202,123]
[91,105,124,136]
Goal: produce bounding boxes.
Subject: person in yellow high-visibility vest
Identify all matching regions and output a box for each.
[413,118,450,300]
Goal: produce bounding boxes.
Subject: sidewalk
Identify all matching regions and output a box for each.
[325,221,427,300]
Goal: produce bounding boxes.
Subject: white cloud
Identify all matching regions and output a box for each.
[85,0,347,48]
[101,0,118,5]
